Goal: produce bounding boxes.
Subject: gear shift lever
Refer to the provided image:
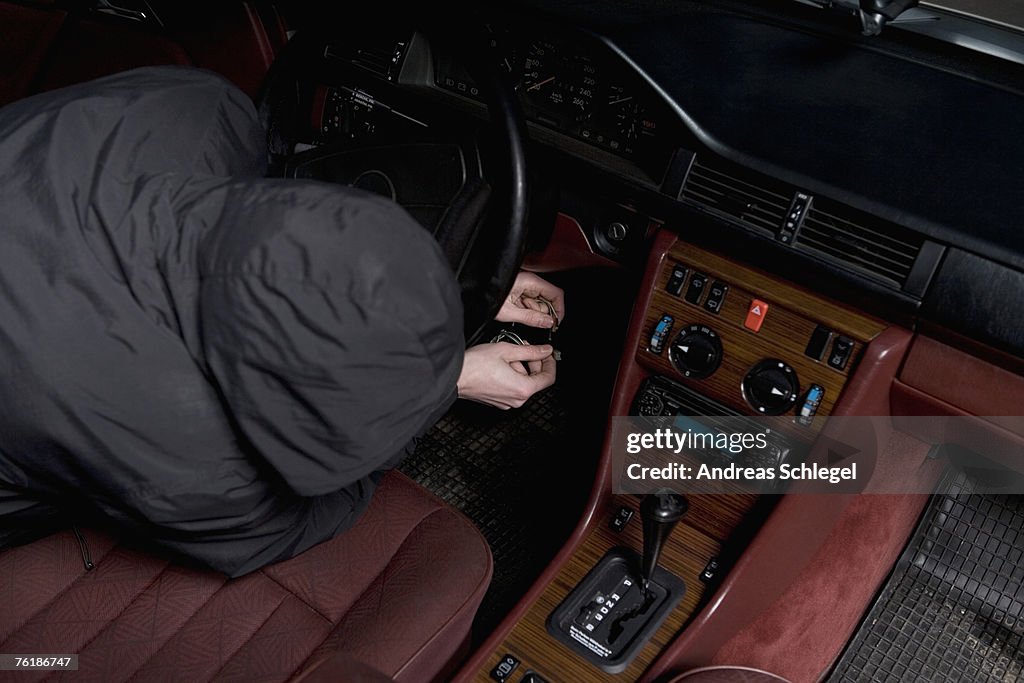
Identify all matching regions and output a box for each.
[640,492,689,593]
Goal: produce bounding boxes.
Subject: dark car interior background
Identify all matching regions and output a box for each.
[1,1,1023,682]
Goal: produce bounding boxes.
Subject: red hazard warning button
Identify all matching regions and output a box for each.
[745,299,769,332]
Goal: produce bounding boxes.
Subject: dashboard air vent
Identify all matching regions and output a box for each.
[795,198,924,287]
[680,159,792,235]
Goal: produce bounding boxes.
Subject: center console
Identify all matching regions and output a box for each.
[455,232,889,683]
[638,245,883,424]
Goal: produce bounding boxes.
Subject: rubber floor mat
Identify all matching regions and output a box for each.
[830,475,1024,683]
[400,384,593,637]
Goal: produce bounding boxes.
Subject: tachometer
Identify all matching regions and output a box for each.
[606,85,657,144]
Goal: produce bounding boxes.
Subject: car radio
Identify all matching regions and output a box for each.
[631,375,796,470]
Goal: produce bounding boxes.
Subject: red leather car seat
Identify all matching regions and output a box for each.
[0,471,492,683]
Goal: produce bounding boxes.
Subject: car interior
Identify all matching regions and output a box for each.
[1,1,1024,682]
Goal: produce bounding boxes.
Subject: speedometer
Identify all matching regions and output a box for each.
[563,55,598,122]
[522,41,558,100]
[521,40,600,125]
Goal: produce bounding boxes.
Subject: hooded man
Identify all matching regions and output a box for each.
[0,66,560,576]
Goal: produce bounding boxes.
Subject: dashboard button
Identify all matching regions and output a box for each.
[684,273,708,305]
[491,654,520,683]
[828,336,854,370]
[797,384,825,426]
[805,325,832,361]
[610,506,634,532]
[666,265,687,296]
[744,299,769,332]
[649,315,674,355]
[704,281,728,314]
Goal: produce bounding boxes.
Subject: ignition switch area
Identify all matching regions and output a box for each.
[546,548,685,673]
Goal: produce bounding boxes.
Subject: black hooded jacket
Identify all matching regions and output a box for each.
[0,67,463,576]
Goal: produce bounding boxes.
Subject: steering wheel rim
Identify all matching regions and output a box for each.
[256,24,530,345]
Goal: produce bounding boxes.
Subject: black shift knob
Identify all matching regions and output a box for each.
[639,492,689,592]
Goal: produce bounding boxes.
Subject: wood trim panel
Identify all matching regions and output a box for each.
[637,244,887,421]
[471,492,758,683]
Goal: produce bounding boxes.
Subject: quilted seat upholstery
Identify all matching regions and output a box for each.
[0,472,492,683]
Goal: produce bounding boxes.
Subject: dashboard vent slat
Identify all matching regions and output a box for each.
[796,231,911,281]
[695,165,791,211]
[795,198,924,287]
[680,160,791,235]
[801,218,916,268]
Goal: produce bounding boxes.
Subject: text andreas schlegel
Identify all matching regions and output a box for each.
[624,428,858,484]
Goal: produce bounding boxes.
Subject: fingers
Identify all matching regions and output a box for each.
[502,344,556,390]
[528,353,557,392]
[496,342,554,362]
[499,307,556,329]
[495,271,567,327]
[513,271,566,322]
[457,343,557,411]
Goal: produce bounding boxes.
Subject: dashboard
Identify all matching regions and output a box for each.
[294,3,1024,365]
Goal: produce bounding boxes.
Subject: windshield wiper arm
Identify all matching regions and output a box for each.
[802,0,920,35]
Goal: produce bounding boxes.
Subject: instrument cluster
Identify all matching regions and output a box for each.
[434,29,671,174]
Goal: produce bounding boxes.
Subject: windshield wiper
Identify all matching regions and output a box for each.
[801,0,919,35]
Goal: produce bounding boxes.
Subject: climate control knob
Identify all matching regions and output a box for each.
[669,325,722,379]
[743,359,800,415]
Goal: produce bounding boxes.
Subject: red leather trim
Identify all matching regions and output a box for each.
[640,327,915,682]
[892,379,1024,471]
[311,86,329,135]
[243,4,276,68]
[831,326,913,417]
[899,334,1024,417]
[521,212,618,273]
[453,228,678,681]
[171,3,281,99]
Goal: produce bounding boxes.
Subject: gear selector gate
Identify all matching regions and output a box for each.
[546,493,688,673]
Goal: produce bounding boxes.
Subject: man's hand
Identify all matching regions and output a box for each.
[457,342,556,410]
[496,271,566,329]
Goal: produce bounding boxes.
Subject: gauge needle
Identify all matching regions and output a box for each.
[527,75,556,91]
[608,96,634,106]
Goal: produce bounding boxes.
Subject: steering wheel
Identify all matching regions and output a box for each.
[257,22,530,345]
